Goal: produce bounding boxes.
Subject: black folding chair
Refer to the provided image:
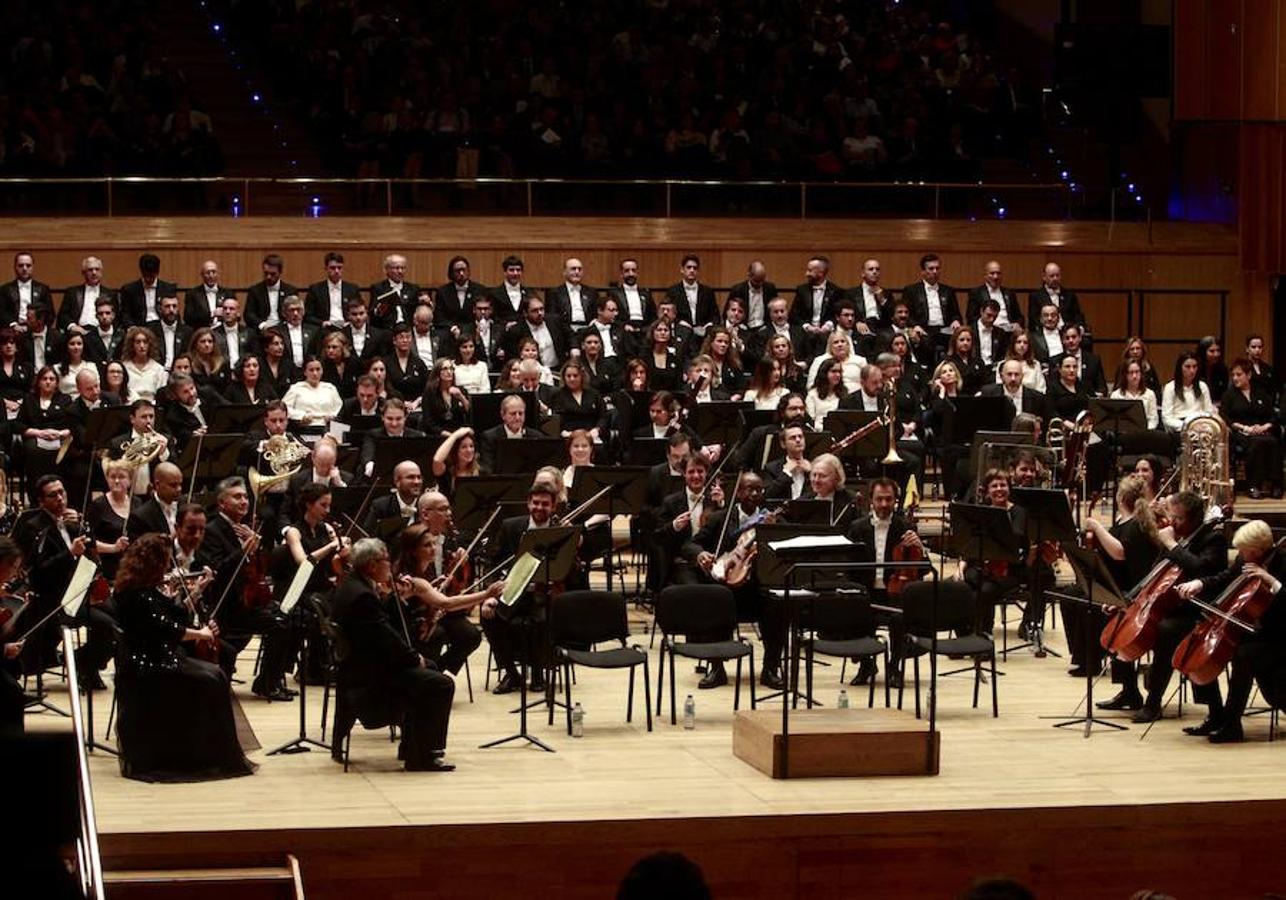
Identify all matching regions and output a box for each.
[654,585,756,724]
[801,588,889,709]
[548,590,652,735]
[898,580,998,718]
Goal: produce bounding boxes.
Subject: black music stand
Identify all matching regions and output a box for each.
[75,405,135,509]
[470,391,539,432]
[690,401,749,449]
[783,499,834,526]
[569,466,649,593]
[268,595,332,757]
[370,436,442,484]
[1043,545,1130,736]
[335,414,380,444]
[948,502,1023,638]
[626,437,668,467]
[329,486,372,529]
[174,433,243,492]
[207,404,267,435]
[479,525,579,752]
[823,409,888,473]
[1088,398,1147,520]
[952,396,1013,442]
[452,476,528,533]
[493,437,565,475]
[1011,487,1077,659]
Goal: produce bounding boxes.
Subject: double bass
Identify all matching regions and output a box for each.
[1172,537,1285,685]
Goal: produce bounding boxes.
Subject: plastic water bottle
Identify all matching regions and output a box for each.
[683,694,696,730]
[837,689,850,709]
[571,702,584,738]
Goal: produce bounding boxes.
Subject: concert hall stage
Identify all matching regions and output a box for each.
[32,576,1286,900]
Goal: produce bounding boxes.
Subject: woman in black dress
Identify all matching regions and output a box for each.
[1222,358,1283,498]
[0,329,32,449]
[421,358,471,436]
[260,330,298,398]
[1047,355,1089,426]
[189,328,230,394]
[88,460,134,582]
[223,355,279,406]
[114,533,255,783]
[550,359,608,438]
[644,319,682,392]
[1196,335,1228,403]
[385,325,430,399]
[320,331,358,399]
[17,366,72,499]
[578,331,621,395]
[944,326,988,396]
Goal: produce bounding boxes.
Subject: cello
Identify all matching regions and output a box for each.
[1172,536,1285,685]
[1100,518,1218,662]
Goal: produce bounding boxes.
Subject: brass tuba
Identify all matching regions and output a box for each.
[1179,415,1233,514]
[249,434,311,499]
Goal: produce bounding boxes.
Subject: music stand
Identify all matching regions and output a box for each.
[493,437,565,475]
[452,476,528,533]
[470,391,539,432]
[371,436,442,484]
[75,405,135,510]
[1088,398,1146,520]
[1043,545,1130,735]
[479,526,579,753]
[174,433,243,492]
[690,401,749,449]
[782,499,834,526]
[952,396,1013,443]
[207,404,266,435]
[336,414,381,443]
[823,410,887,470]
[948,502,1024,638]
[569,466,649,592]
[1011,487,1077,659]
[627,437,668,467]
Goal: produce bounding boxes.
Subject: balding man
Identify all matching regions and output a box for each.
[58,256,118,335]
[66,368,122,500]
[967,260,1023,329]
[547,256,598,329]
[127,461,185,537]
[1026,262,1085,331]
[363,461,424,533]
[370,253,419,329]
[414,490,483,675]
[727,260,778,330]
[183,259,235,328]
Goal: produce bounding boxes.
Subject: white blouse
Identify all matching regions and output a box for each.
[1110,387,1159,430]
[123,359,169,403]
[1161,380,1215,431]
[58,361,96,397]
[806,353,865,394]
[454,361,491,396]
[283,380,343,423]
[744,386,787,411]
[994,359,1046,393]
[806,390,841,431]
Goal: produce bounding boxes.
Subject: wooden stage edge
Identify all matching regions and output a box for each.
[99,799,1286,900]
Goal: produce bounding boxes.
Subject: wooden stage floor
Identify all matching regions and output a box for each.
[27,561,1286,898]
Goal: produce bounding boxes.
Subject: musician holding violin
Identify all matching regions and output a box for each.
[392,526,501,664]
[407,492,484,676]
[654,453,727,589]
[0,537,28,736]
[963,468,1030,638]
[113,532,255,783]
[1172,520,1286,743]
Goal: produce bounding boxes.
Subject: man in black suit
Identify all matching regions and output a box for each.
[368,253,419,329]
[1026,262,1085,331]
[489,254,537,326]
[288,435,353,494]
[653,297,697,361]
[163,373,221,454]
[84,297,125,363]
[146,295,194,370]
[362,460,424,534]
[749,296,808,367]
[900,252,961,352]
[336,375,384,433]
[341,298,389,364]
[0,251,53,333]
[790,255,845,349]
[212,296,259,370]
[126,461,184,537]
[19,305,64,369]
[545,256,597,332]
[64,368,122,500]
[198,476,294,701]
[1029,302,1064,364]
[244,253,296,332]
[108,399,173,498]
[664,253,718,331]
[331,539,456,771]
[182,259,236,329]
[653,453,727,592]
[433,255,487,326]
[966,260,1024,330]
[763,420,813,500]
[504,295,569,369]
[576,294,632,360]
[271,295,321,369]
[305,251,362,330]
[119,252,177,328]
[608,257,655,334]
[1049,323,1107,396]
[479,394,543,469]
[57,256,118,336]
[457,294,503,371]
[358,400,427,485]
[727,259,777,330]
[970,298,1011,369]
[848,257,893,355]
[846,477,923,689]
[408,306,453,370]
[980,360,1053,427]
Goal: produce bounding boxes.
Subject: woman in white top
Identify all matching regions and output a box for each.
[1109,359,1160,430]
[516,336,555,385]
[805,330,865,394]
[805,357,846,431]
[1160,351,1215,431]
[452,334,491,396]
[742,358,788,411]
[283,357,343,430]
[996,328,1046,392]
[121,326,169,403]
[57,332,96,397]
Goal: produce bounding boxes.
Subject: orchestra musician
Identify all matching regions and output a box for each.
[331,537,457,772]
[963,469,1030,638]
[108,399,171,499]
[240,401,306,543]
[362,461,423,534]
[409,491,485,676]
[0,537,28,735]
[112,533,255,783]
[764,423,812,502]
[799,452,852,525]
[654,453,727,589]
[1174,520,1286,742]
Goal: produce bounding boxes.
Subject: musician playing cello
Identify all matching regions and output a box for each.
[1131,490,1227,727]
[1173,520,1286,743]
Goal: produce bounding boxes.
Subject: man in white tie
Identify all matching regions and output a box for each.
[492,254,529,325]
[853,257,887,338]
[58,256,112,336]
[2,251,52,334]
[183,259,231,328]
[611,257,653,333]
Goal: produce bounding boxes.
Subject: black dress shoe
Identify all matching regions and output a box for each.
[493,673,519,695]
[1131,704,1162,723]
[528,674,546,693]
[1182,717,1221,736]
[1207,724,1245,744]
[886,671,903,690]
[79,672,107,692]
[1096,690,1144,711]
[759,669,784,690]
[405,758,456,772]
[698,664,728,689]
[848,659,877,686]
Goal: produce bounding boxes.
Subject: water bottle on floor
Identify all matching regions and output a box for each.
[683,694,696,730]
[571,702,584,738]
[837,689,850,709]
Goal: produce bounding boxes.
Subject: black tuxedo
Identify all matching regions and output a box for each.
[545,283,598,331]
[146,320,195,368]
[1029,329,1063,364]
[505,319,571,364]
[966,286,1025,328]
[606,285,656,327]
[336,397,384,433]
[118,278,179,327]
[970,322,1011,367]
[57,286,118,332]
[846,283,895,328]
[1050,350,1107,396]
[790,281,845,328]
[362,491,420,534]
[341,325,391,363]
[164,397,220,451]
[435,281,488,325]
[748,323,807,365]
[727,280,779,326]
[1026,288,1085,330]
[900,281,962,329]
[243,280,298,331]
[575,322,634,360]
[977,382,1052,426]
[181,286,236,328]
[384,351,430,399]
[19,327,64,368]
[408,327,456,370]
[84,327,124,363]
[212,324,259,364]
[358,427,428,481]
[368,279,420,329]
[490,283,539,324]
[127,497,175,538]
[269,322,322,368]
[459,322,503,370]
[288,466,355,495]
[304,279,362,327]
[664,282,718,328]
[479,424,544,469]
[0,279,54,326]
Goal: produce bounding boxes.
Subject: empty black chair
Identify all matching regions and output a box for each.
[800,587,888,709]
[898,580,998,718]
[548,590,652,734]
[654,585,756,724]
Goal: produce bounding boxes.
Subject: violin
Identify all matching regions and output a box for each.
[885,482,925,597]
[169,567,221,665]
[712,505,784,586]
[1172,537,1285,685]
[1100,518,1218,661]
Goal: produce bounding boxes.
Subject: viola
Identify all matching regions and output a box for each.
[89,573,112,606]
[886,486,925,597]
[712,506,783,587]
[1172,538,1285,685]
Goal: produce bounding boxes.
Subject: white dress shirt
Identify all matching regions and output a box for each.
[622,285,644,322]
[745,285,766,328]
[923,281,943,327]
[78,285,100,326]
[594,321,616,357]
[504,282,523,316]
[987,286,1010,326]
[16,280,32,323]
[221,324,240,367]
[566,283,586,324]
[871,513,892,587]
[860,284,881,321]
[1041,328,1063,358]
[327,281,344,323]
[414,331,435,367]
[529,321,559,367]
[286,323,306,366]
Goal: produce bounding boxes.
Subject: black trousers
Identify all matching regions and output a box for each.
[480,606,547,677]
[0,665,24,735]
[1146,607,1222,709]
[386,665,454,765]
[75,601,119,674]
[1233,432,1283,488]
[219,602,292,691]
[423,610,482,675]
[964,566,1025,636]
[1222,636,1285,723]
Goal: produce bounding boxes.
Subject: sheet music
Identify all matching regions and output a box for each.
[767,534,854,553]
[60,556,98,618]
[280,560,316,614]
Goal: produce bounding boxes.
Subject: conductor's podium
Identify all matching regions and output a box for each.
[733,707,939,779]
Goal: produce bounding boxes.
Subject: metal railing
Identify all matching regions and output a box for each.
[0,175,1100,220]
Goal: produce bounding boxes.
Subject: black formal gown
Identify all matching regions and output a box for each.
[87,495,129,581]
[114,585,255,783]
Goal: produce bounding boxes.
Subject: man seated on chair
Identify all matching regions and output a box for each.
[962,468,1030,638]
[330,537,456,772]
[414,490,483,677]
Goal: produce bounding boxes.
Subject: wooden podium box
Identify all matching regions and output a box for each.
[733,708,939,779]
